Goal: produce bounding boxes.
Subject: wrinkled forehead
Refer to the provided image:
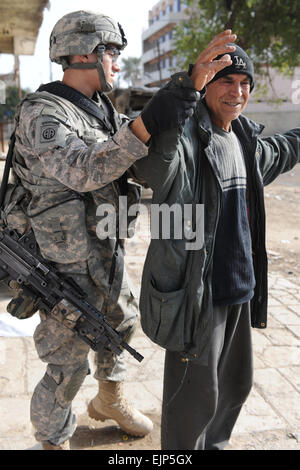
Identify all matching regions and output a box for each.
[215,73,251,83]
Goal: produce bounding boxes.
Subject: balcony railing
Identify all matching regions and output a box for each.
[142,10,188,41]
[142,37,175,65]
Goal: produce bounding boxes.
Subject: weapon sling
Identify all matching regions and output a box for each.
[0,131,15,211]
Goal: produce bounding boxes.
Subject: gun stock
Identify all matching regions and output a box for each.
[0,228,143,362]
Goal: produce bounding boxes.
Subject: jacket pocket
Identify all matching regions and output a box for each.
[141,281,186,351]
[30,199,90,264]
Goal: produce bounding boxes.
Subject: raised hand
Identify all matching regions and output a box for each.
[190,30,237,91]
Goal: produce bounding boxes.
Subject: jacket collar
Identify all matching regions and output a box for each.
[194,100,264,145]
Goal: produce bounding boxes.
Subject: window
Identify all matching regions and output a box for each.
[177,0,181,12]
[167,1,174,13]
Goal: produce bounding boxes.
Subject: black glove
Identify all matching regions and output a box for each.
[141,87,200,136]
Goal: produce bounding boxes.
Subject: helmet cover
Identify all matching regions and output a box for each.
[50,10,127,65]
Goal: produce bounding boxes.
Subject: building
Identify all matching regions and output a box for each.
[142,1,300,135]
[0,0,48,153]
[0,0,49,98]
[142,0,189,88]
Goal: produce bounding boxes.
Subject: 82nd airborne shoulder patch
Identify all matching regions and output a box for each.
[34,115,69,152]
[41,126,57,142]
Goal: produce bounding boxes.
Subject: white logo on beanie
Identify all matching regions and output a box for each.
[233,56,247,69]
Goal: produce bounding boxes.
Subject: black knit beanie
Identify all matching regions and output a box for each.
[209,44,255,92]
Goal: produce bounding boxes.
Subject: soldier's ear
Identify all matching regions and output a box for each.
[70,54,88,63]
[81,53,96,62]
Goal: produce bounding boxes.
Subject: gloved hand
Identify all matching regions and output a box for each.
[141,87,200,136]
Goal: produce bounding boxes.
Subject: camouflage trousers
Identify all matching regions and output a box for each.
[30,269,139,446]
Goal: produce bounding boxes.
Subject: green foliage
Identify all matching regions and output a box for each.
[120,57,142,86]
[174,0,300,76]
[0,85,28,122]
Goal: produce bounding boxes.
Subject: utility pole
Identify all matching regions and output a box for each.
[14,54,22,99]
[156,39,162,86]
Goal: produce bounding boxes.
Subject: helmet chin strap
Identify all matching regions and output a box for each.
[63,46,112,93]
[95,46,113,92]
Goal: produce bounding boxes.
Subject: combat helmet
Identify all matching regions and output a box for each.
[49,10,127,92]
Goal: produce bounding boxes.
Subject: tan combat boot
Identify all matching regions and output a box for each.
[41,440,70,450]
[87,380,153,437]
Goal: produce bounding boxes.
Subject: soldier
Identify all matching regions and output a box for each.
[10,10,198,450]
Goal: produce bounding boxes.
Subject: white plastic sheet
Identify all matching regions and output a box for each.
[0,313,40,337]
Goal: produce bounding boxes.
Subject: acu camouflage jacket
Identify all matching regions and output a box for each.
[10,86,148,301]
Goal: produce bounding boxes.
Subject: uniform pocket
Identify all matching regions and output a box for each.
[141,281,187,351]
[30,199,90,263]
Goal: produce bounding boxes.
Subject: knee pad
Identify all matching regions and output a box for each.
[42,361,90,408]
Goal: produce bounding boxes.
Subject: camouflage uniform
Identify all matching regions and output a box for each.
[12,59,148,446]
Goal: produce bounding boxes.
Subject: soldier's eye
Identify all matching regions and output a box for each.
[105,47,120,62]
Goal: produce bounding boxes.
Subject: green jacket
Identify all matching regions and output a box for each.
[134,77,300,365]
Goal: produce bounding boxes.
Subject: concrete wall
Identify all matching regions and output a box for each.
[243,67,300,135]
[244,101,300,136]
[244,111,300,136]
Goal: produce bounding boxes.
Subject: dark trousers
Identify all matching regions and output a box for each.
[161,302,253,450]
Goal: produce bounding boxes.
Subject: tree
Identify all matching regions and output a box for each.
[174,0,300,79]
[120,57,142,87]
[0,85,28,122]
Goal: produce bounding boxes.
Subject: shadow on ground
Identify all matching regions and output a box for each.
[70,412,161,450]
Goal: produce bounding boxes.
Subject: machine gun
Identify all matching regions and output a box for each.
[0,227,143,362]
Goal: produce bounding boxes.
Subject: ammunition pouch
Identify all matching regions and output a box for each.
[1,183,31,236]
[29,196,90,264]
[7,281,41,319]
